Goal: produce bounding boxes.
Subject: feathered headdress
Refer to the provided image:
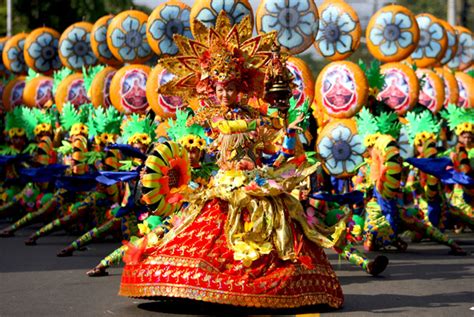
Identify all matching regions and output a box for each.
[441,103,474,136]
[167,110,206,151]
[122,114,157,145]
[158,12,276,102]
[405,110,441,146]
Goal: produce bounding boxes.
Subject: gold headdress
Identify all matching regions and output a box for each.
[158,12,276,102]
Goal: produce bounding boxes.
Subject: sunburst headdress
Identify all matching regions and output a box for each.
[158,12,276,103]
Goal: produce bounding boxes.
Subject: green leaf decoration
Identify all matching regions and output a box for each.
[377,111,401,139]
[118,160,140,171]
[84,150,106,165]
[355,107,379,140]
[82,65,105,98]
[26,68,40,84]
[366,60,385,90]
[22,143,38,155]
[122,114,157,143]
[57,140,73,155]
[53,68,73,96]
[60,102,79,131]
[441,103,474,131]
[0,145,20,155]
[5,107,24,132]
[467,69,474,79]
[405,110,441,145]
[288,97,311,131]
[305,151,319,165]
[167,109,204,141]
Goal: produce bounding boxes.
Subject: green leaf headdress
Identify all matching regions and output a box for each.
[355,107,380,147]
[358,59,385,92]
[21,107,56,139]
[60,102,93,136]
[5,107,26,139]
[441,103,474,136]
[405,110,441,146]
[122,114,157,146]
[82,65,105,99]
[87,106,124,145]
[167,109,206,150]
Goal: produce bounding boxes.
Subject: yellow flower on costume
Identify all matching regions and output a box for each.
[363,133,382,147]
[128,133,151,145]
[414,132,436,147]
[70,123,89,136]
[137,221,151,236]
[34,123,52,136]
[8,128,25,138]
[455,122,474,136]
[178,135,206,151]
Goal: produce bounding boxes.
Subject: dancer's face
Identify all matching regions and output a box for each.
[215,82,238,107]
[459,132,473,148]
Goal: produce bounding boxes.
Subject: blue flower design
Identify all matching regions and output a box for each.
[440,29,456,65]
[60,26,97,70]
[196,0,251,27]
[148,5,192,56]
[27,32,61,73]
[110,16,152,62]
[448,31,473,69]
[369,11,413,56]
[260,0,318,51]
[7,39,27,74]
[316,5,356,57]
[0,41,8,74]
[94,24,114,60]
[318,125,365,176]
[411,16,444,59]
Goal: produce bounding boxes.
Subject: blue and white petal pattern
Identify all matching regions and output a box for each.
[6,39,27,74]
[369,11,414,57]
[259,0,318,53]
[318,124,365,176]
[27,32,61,73]
[110,16,152,62]
[94,22,115,61]
[316,5,357,58]
[60,26,97,70]
[411,16,444,61]
[196,0,251,27]
[148,5,192,56]
[440,29,457,65]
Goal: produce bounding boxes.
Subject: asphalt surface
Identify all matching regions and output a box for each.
[0,220,473,317]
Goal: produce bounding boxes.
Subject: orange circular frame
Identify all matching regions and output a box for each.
[315,60,367,119]
[3,33,29,75]
[377,62,419,116]
[2,76,26,111]
[415,69,445,114]
[110,64,151,114]
[314,0,361,61]
[23,76,54,109]
[59,22,97,71]
[455,72,473,109]
[24,27,61,75]
[55,73,90,112]
[438,20,458,66]
[89,67,117,109]
[91,15,122,67]
[433,67,459,108]
[366,4,419,63]
[0,37,11,77]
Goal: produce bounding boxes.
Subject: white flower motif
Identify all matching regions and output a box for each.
[7,39,27,74]
[196,0,251,27]
[369,11,413,56]
[315,5,356,57]
[110,16,152,62]
[260,0,318,51]
[411,16,444,59]
[148,5,192,56]
[27,32,61,72]
[318,125,365,176]
[60,26,97,69]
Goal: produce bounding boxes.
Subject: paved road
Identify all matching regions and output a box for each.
[0,221,473,317]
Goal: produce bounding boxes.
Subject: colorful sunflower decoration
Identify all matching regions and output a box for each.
[4,107,26,140]
[141,140,191,217]
[190,0,253,34]
[441,104,474,137]
[20,106,56,140]
[3,33,29,75]
[405,110,441,148]
[147,0,193,56]
[24,27,61,75]
[317,118,365,178]
[408,14,447,68]
[167,109,206,151]
[58,22,97,71]
[256,0,318,54]
[415,68,445,114]
[107,10,153,64]
[314,0,361,61]
[90,15,122,67]
[434,67,459,108]
[87,106,123,146]
[366,4,419,63]
[315,60,368,119]
[121,113,157,147]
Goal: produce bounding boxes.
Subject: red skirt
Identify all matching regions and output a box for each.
[120,199,344,309]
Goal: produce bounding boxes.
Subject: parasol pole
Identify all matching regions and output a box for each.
[7,0,12,36]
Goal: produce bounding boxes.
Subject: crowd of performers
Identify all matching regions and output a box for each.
[0,9,473,312]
